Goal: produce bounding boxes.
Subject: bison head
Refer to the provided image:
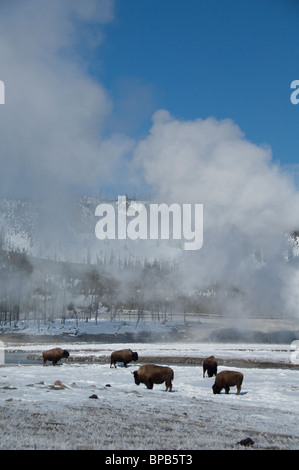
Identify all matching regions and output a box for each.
[132,352,138,362]
[133,370,140,385]
[212,383,221,394]
[63,350,70,359]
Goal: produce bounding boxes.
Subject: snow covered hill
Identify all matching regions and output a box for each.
[1,195,299,331]
[0,196,182,264]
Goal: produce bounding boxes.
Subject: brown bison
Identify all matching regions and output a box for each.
[42,347,70,366]
[212,370,243,395]
[133,364,174,391]
[203,355,218,377]
[110,349,138,368]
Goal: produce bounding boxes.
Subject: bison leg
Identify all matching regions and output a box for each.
[146,379,154,389]
[165,381,172,392]
[236,385,241,395]
[224,386,230,394]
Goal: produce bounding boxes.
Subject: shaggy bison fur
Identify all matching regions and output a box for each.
[133,364,174,391]
[212,370,243,395]
[203,355,218,377]
[42,347,70,366]
[110,349,138,368]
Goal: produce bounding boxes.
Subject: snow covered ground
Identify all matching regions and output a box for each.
[0,324,298,451]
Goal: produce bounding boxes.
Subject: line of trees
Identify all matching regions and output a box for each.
[0,247,216,329]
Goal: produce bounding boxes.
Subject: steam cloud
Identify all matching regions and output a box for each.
[0,0,133,199]
[0,0,134,247]
[133,110,299,317]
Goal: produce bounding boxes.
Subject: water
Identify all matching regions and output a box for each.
[4,352,40,365]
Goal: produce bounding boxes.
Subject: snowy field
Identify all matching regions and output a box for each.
[0,333,298,451]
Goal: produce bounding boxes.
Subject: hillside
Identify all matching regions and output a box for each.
[0,196,299,331]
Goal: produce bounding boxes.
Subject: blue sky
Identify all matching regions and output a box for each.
[98,0,299,168]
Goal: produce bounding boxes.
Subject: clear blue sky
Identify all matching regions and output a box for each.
[95,0,298,169]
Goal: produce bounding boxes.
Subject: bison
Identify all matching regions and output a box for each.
[110,349,138,368]
[42,347,70,366]
[203,355,218,377]
[133,364,174,392]
[212,370,243,395]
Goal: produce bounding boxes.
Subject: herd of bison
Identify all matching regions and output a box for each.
[42,347,244,395]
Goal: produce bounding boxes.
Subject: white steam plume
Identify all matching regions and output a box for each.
[134,110,299,317]
[0,0,133,199]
